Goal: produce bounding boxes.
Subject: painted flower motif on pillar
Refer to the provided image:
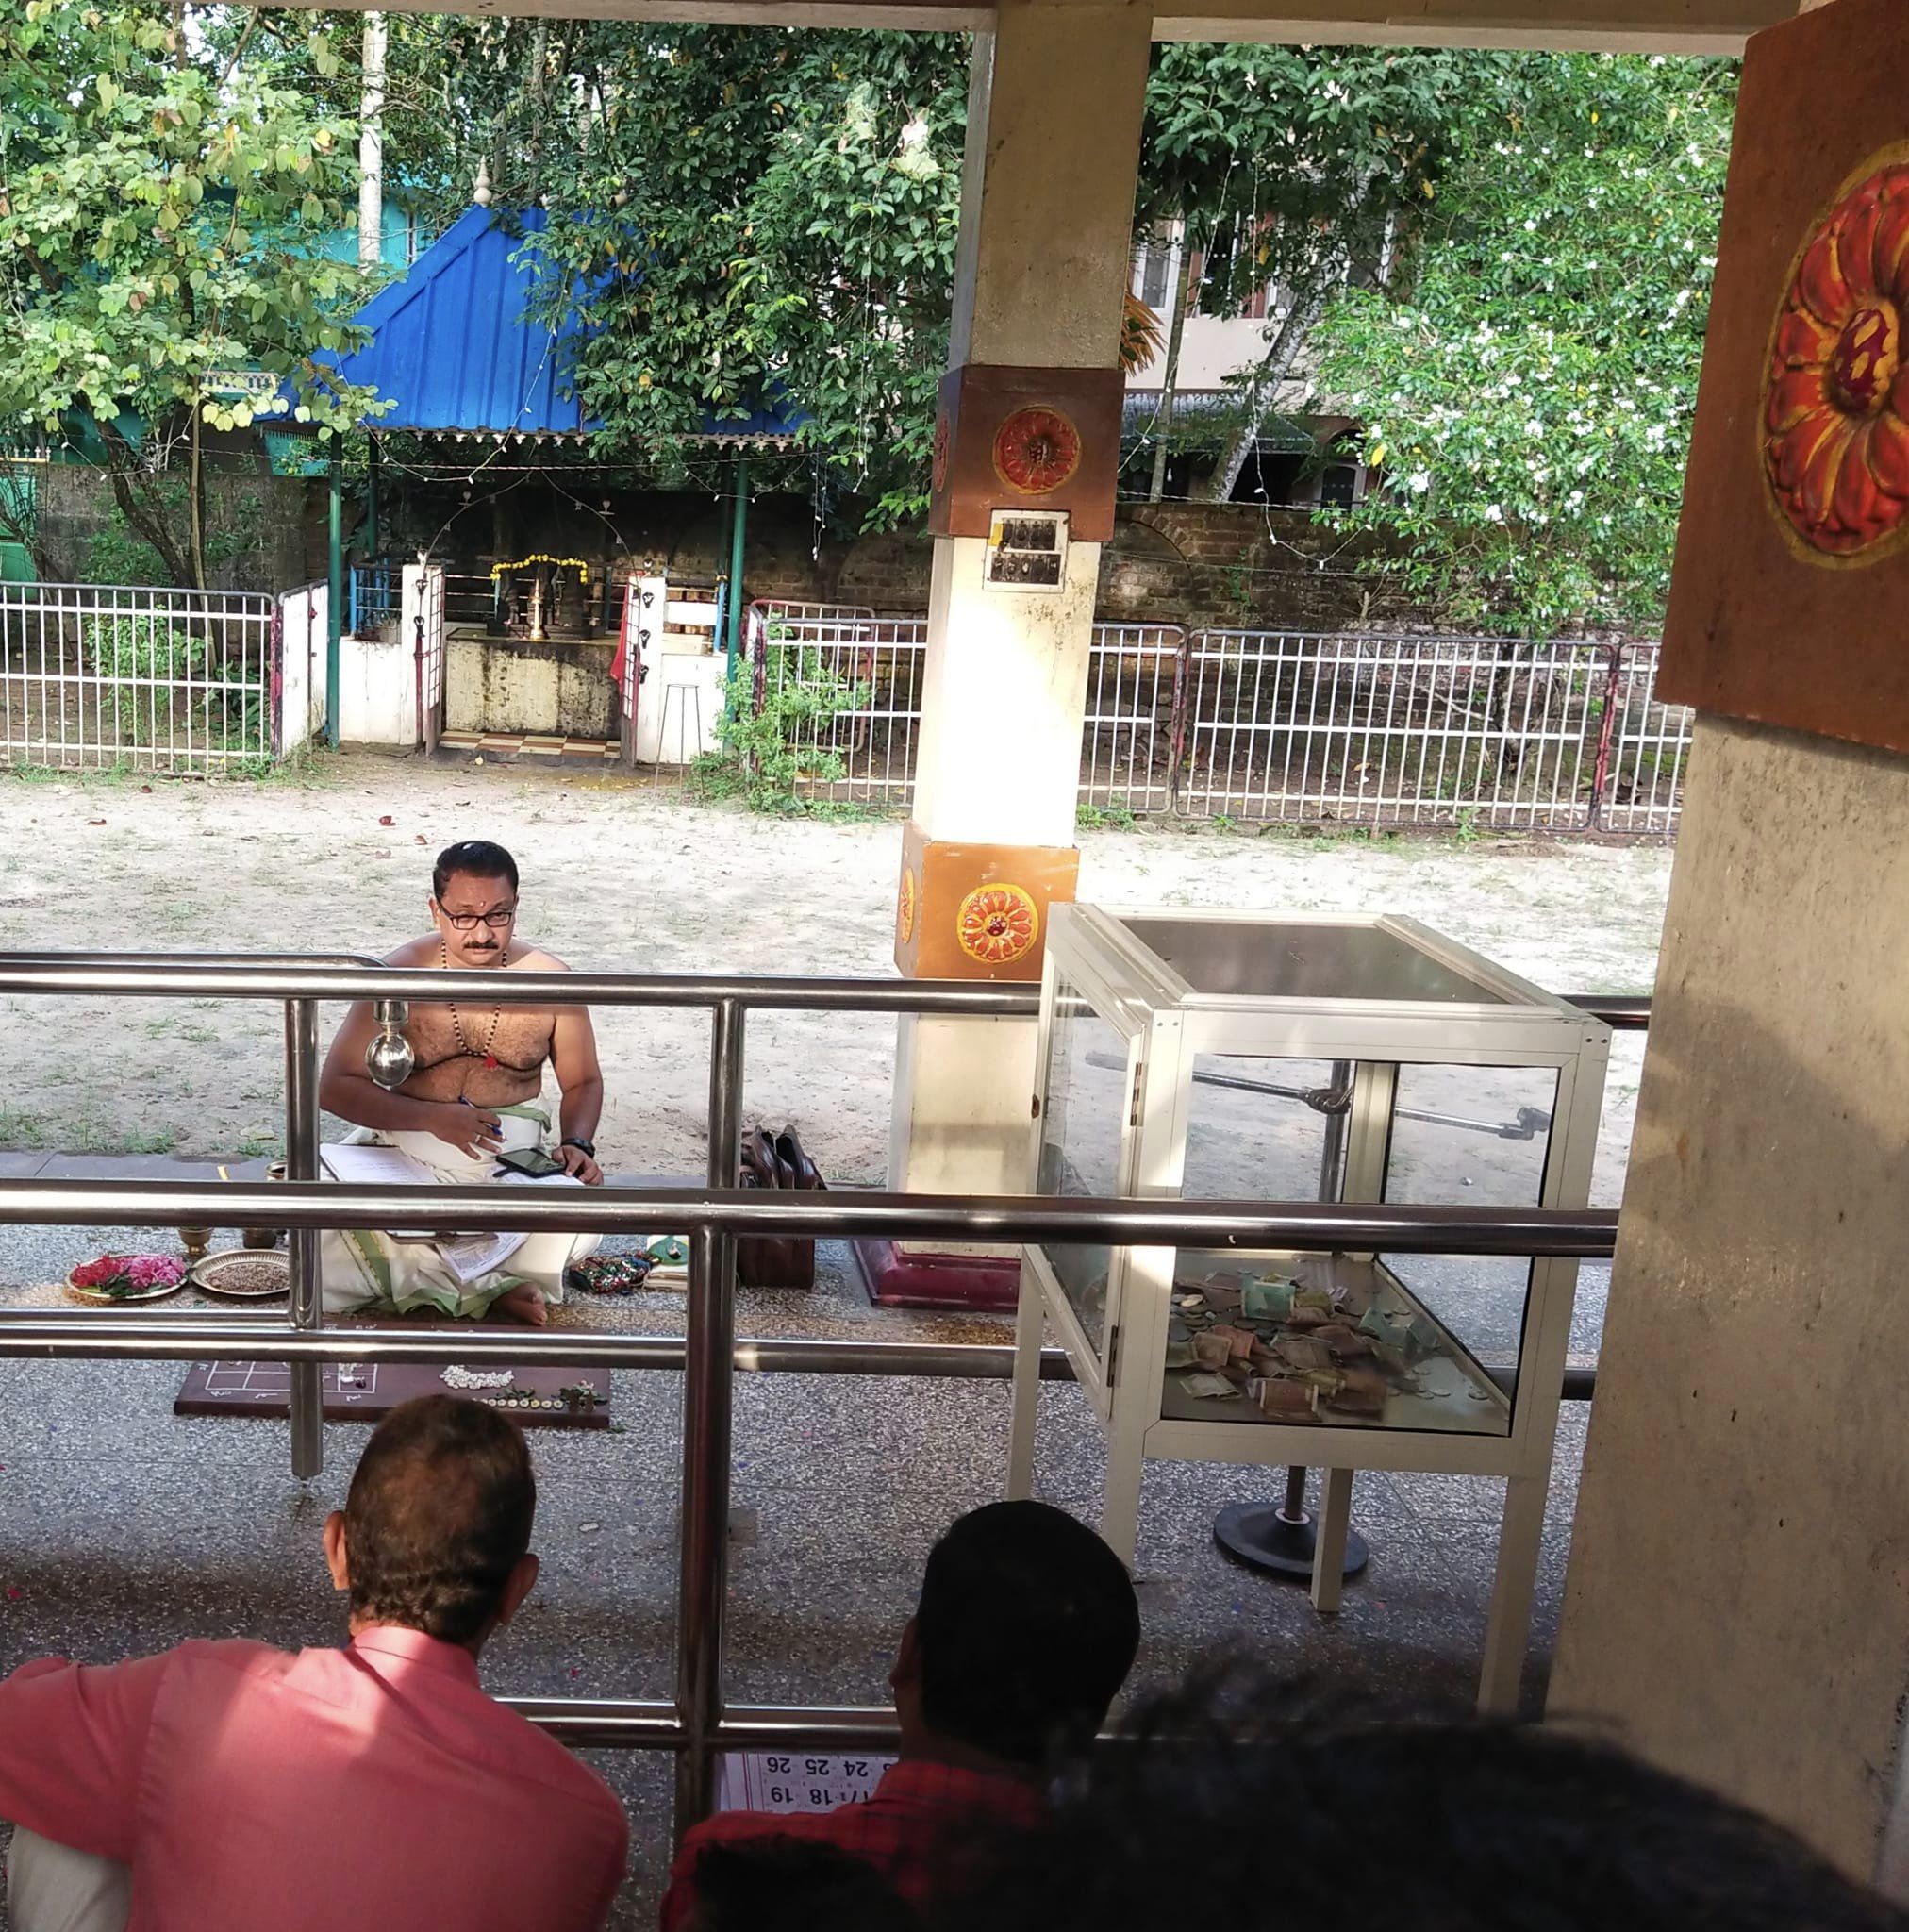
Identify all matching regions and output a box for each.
[955,884,1040,967]
[991,407,1083,495]
[926,366,1122,540]
[1764,150,1909,562]
[892,825,1076,981]
[1660,0,1909,751]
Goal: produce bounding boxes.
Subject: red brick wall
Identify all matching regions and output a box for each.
[1105,504,1415,630]
[672,499,1412,633]
[593,495,1411,634]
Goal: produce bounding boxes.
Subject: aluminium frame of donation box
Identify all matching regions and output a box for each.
[1009,905,1611,1713]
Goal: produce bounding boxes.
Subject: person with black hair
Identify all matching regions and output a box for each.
[661,1500,1141,1932]
[688,1838,922,1932]
[0,1396,628,1932]
[933,1666,1909,1932]
[318,839,606,1324]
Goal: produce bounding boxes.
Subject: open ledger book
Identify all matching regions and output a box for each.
[319,1142,583,1288]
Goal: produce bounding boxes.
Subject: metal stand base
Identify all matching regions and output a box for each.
[1213,1500,1370,1581]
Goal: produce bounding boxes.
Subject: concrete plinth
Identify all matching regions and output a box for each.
[337,631,418,747]
[446,635,616,740]
[1550,713,1909,1888]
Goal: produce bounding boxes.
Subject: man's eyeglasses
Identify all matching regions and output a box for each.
[440,906,518,931]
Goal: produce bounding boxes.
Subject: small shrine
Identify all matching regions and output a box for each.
[310,200,800,750]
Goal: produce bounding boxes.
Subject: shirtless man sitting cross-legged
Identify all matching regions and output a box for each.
[318,840,606,1326]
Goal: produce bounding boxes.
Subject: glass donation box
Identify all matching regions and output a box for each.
[1008,907,1610,1712]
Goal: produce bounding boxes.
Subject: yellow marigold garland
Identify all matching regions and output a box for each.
[490,554,591,583]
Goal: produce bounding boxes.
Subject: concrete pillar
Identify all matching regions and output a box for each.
[872,1,1151,1306]
[1548,712,1909,1888]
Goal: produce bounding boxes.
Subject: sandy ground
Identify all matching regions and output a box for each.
[0,753,1668,1196]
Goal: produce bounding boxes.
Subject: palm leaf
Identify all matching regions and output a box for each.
[1121,291,1165,373]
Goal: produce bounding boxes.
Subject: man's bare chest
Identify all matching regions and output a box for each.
[406,999,556,1074]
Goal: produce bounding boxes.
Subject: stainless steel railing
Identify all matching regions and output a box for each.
[0,953,1644,1832]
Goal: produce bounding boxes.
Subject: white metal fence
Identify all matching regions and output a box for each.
[1081,623,1185,815]
[745,602,1691,835]
[0,581,1692,832]
[750,605,928,808]
[0,581,278,773]
[1179,630,1605,829]
[1598,641,1687,837]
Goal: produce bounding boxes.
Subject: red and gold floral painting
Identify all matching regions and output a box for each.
[1658,0,1909,750]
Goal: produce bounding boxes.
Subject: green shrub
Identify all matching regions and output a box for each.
[1076,802,1137,832]
[84,519,172,589]
[690,639,871,815]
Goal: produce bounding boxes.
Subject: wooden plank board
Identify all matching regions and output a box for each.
[1658,0,1909,749]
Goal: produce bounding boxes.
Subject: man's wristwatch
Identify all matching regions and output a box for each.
[559,1137,597,1159]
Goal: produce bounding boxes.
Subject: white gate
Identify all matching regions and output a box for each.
[274,582,325,758]
[617,572,656,769]
[404,563,445,754]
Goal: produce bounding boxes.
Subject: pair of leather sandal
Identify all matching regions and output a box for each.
[737,1126,827,1290]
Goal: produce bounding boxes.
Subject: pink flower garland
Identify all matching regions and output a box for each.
[71,1254,184,1293]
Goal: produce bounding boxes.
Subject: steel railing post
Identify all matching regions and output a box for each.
[1273,1058,1353,1569]
[675,999,746,1835]
[285,998,324,1480]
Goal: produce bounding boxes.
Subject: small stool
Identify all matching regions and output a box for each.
[650,679,707,783]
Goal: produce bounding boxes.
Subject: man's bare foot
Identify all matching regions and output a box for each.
[493,1283,549,1326]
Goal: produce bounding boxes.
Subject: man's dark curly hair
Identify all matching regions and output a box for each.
[915,1500,1139,1768]
[342,1395,536,1645]
[691,1839,921,1932]
[934,1665,1909,1932]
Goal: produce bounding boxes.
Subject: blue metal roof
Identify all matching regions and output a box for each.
[321,205,801,444]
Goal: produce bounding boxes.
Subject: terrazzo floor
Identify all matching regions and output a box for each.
[0,1163,1596,1929]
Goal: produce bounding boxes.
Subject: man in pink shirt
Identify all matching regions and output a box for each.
[0,1394,628,1932]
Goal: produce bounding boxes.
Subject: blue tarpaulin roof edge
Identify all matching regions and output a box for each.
[313,205,803,445]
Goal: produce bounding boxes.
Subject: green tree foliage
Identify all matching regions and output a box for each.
[1135,45,1486,499]
[0,1,383,585]
[381,28,1496,527]
[379,23,967,527]
[0,7,1733,627]
[1308,53,1735,632]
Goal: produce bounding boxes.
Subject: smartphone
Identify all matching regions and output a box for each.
[497,1145,567,1179]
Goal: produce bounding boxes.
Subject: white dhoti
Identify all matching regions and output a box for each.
[320,1108,601,1319]
[7,1828,131,1932]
